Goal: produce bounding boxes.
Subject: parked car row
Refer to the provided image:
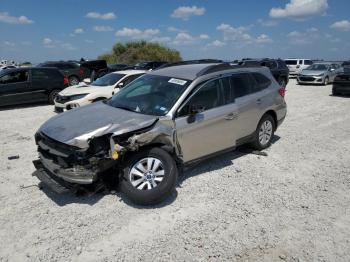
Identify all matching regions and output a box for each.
[0,67,68,106]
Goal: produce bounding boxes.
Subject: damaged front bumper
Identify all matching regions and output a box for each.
[33,132,115,193]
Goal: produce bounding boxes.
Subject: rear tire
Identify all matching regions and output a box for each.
[251,114,275,150]
[48,90,60,104]
[120,148,178,205]
[69,76,80,86]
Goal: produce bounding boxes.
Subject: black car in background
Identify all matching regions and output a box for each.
[108,64,129,72]
[132,61,167,70]
[333,67,350,96]
[238,58,289,87]
[0,67,68,107]
[38,61,89,86]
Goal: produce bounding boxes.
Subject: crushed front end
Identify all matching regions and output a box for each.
[32,132,116,194]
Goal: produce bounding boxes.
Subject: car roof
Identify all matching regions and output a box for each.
[110,69,146,75]
[149,63,222,80]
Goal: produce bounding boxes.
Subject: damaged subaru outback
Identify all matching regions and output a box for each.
[33,63,287,205]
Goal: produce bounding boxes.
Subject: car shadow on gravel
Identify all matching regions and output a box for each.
[38,136,280,208]
[179,136,281,185]
[39,184,105,206]
[0,102,50,111]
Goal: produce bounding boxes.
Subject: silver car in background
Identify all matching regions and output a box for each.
[297,62,342,85]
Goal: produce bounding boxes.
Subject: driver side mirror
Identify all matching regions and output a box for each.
[330,68,335,72]
[83,78,91,84]
[117,82,124,88]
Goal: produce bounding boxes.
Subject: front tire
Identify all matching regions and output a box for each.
[252,114,275,150]
[120,148,178,205]
[324,77,329,86]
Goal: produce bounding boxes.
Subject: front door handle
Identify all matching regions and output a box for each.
[225,112,238,120]
[256,99,262,105]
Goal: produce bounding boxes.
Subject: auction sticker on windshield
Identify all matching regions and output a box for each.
[168,78,187,85]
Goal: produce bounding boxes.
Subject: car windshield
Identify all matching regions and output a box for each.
[92,73,126,86]
[108,74,191,116]
[307,64,328,71]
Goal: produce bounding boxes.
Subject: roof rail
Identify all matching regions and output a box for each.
[196,63,263,77]
[156,59,224,70]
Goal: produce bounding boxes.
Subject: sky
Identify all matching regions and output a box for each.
[0,0,349,63]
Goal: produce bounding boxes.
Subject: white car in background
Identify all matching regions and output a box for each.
[54,70,145,112]
[284,59,313,77]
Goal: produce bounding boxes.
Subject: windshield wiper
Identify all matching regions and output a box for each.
[115,105,135,112]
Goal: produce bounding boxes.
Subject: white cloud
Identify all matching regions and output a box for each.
[150,36,172,43]
[115,27,160,39]
[217,23,252,42]
[86,12,116,20]
[269,0,328,19]
[199,34,210,40]
[42,38,76,50]
[93,26,113,32]
[172,32,210,45]
[208,40,226,47]
[167,26,187,33]
[4,41,15,47]
[85,39,94,44]
[287,29,320,45]
[330,20,350,31]
[43,37,53,45]
[74,28,84,34]
[256,34,273,44]
[0,12,34,24]
[257,19,278,27]
[171,6,205,21]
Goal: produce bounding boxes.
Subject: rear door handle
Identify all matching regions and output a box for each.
[256,99,262,105]
[225,112,238,120]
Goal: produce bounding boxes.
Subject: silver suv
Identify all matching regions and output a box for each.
[33,63,287,205]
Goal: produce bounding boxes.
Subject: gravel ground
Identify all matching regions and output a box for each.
[0,79,349,262]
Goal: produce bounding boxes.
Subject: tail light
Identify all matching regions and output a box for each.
[278,87,286,97]
[63,77,69,86]
[79,68,84,76]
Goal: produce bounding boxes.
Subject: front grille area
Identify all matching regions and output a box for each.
[35,132,80,167]
[299,76,315,82]
[55,95,71,103]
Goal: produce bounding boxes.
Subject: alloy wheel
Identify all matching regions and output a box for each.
[129,157,165,190]
[258,120,273,146]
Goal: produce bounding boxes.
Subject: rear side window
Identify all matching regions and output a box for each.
[221,77,234,104]
[304,60,313,65]
[277,60,288,69]
[262,60,277,70]
[0,70,28,84]
[252,73,272,91]
[32,69,49,79]
[230,73,255,98]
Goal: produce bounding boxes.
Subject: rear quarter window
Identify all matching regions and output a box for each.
[252,73,272,91]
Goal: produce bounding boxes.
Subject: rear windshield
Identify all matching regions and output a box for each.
[92,73,126,86]
[307,64,328,70]
[285,60,298,65]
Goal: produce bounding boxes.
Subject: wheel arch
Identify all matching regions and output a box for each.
[262,110,277,131]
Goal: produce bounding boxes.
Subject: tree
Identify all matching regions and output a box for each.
[98,41,182,64]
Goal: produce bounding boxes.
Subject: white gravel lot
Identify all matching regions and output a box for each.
[0,79,349,262]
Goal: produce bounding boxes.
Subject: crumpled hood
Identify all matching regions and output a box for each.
[39,102,158,148]
[300,70,326,76]
[60,84,114,96]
